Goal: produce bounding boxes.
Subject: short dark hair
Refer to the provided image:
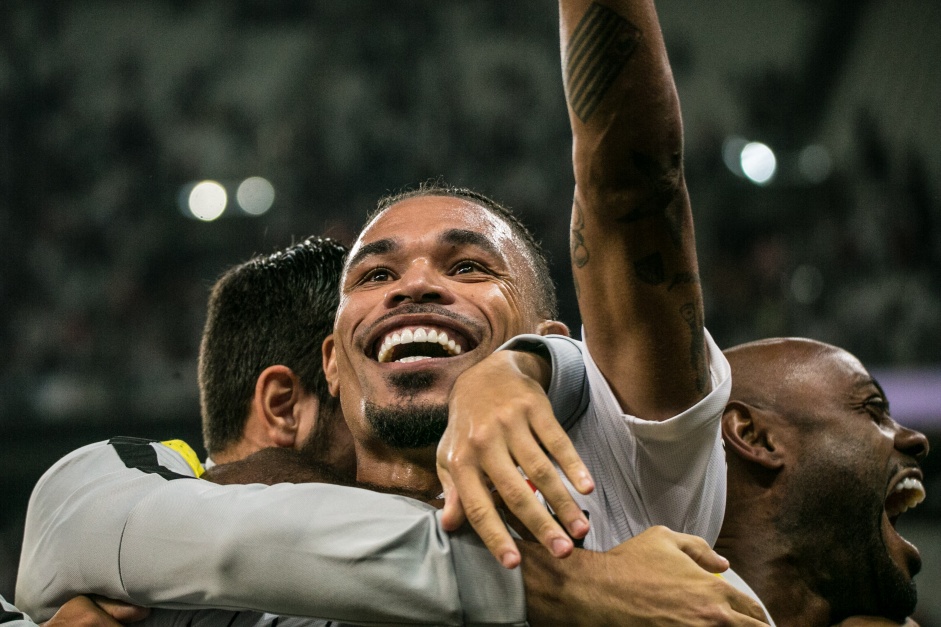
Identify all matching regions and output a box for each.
[199,236,348,456]
[366,182,558,319]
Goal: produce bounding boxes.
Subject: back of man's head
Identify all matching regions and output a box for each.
[199,236,348,457]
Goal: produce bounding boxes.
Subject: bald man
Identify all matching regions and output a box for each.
[718,338,927,626]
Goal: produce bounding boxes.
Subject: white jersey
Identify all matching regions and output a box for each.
[503,328,729,551]
[1,594,39,626]
[16,438,525,626]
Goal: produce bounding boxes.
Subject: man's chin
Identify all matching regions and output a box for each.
[364,400,449,450]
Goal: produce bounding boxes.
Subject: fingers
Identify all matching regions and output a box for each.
[90,596,151,623]
[454,468,521,568]
[481,445,576,558]
[41,596,123,627]
[437,466,466,532]
[515,411,591,542]
[530,411,594,496]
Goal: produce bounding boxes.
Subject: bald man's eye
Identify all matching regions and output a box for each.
[864,397,889,422]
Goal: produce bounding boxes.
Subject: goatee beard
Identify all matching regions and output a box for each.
[364,401,448,449]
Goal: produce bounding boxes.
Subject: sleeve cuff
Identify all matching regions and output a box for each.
[497,334,588,431]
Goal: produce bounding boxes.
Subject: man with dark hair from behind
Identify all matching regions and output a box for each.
[197,235,354,479]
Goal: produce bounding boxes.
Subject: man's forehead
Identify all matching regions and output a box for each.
[351,195,521,260]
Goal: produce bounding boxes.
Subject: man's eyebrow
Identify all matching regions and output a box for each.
[346,238,398,271]
[440,228,502,259]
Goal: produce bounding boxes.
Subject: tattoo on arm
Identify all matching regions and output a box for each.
[565,2,641,122]
[680,302,707,394]
[667,271,699,291]
[571,199,590,269]
[619,151,685,247]
[634,252,665,286]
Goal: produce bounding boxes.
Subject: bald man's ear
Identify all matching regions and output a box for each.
[253,365,313,449]
[323,334,340,397]
[536,319,570,337]
[722,401,784,471]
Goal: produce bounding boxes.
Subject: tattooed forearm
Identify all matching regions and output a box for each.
[571,199,590,268]
[667,271,699,291]
[680,302,707,393]
[619,151,685,247]
[565,2,641,122]
[634,252,665,286]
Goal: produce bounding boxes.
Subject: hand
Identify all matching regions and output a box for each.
[437,349,594,568]
[522,526,770,626]
[41,595,150,626]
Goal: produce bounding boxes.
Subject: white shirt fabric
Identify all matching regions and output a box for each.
[503,328,730,551]
[1,594,39,626]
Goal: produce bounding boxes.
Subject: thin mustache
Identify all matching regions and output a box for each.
[360,303,484,343]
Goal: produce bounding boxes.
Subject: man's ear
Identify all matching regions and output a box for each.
[253,365,307,448]
[536,319,570,337]
[322,334,340,397]
[721,401,784,471]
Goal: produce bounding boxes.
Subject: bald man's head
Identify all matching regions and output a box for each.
[720,337,929,623]
[725,337,838,427]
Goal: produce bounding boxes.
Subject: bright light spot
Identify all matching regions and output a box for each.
[740,142,777,185]
[236,177,275,216]
[798,145,832,183]
[790,264,824,304]
[188,181,227,221]
[722,136,748,177]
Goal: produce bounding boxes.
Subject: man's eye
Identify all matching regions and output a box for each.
[363,268,392,282]
[864,397,889,420]
[453,260,485,275]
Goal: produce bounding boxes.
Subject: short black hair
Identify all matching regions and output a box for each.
[199,236,348,456]
[365,181,558,319]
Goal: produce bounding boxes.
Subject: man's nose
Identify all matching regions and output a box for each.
[894,422,929,462]
[386,261,454,306]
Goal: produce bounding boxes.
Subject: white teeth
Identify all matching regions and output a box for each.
[887,477,927,517]
[376,326,465,363]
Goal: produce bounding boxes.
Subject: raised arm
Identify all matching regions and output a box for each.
[562,0,706,419]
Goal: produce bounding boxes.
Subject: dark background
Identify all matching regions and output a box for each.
[1,1,939,623]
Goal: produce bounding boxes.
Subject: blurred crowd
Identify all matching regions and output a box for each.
[2,1,938,430]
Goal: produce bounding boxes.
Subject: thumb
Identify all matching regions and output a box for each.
[676,535,729,574]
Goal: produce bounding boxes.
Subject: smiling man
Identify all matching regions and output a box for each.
[323,189,568,501]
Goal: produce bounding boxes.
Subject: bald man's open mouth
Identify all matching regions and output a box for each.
[883,468,926,575]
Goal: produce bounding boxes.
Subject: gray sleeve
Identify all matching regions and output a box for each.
[497,334,588,430]
[1,594,39,626]
[16,439,526,626]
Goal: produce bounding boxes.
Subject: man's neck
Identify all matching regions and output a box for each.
[354,444,442,503]
[717,513,831,627]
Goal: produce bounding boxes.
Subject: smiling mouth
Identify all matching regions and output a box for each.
[375,326,470,363]
[885,476,926,525]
